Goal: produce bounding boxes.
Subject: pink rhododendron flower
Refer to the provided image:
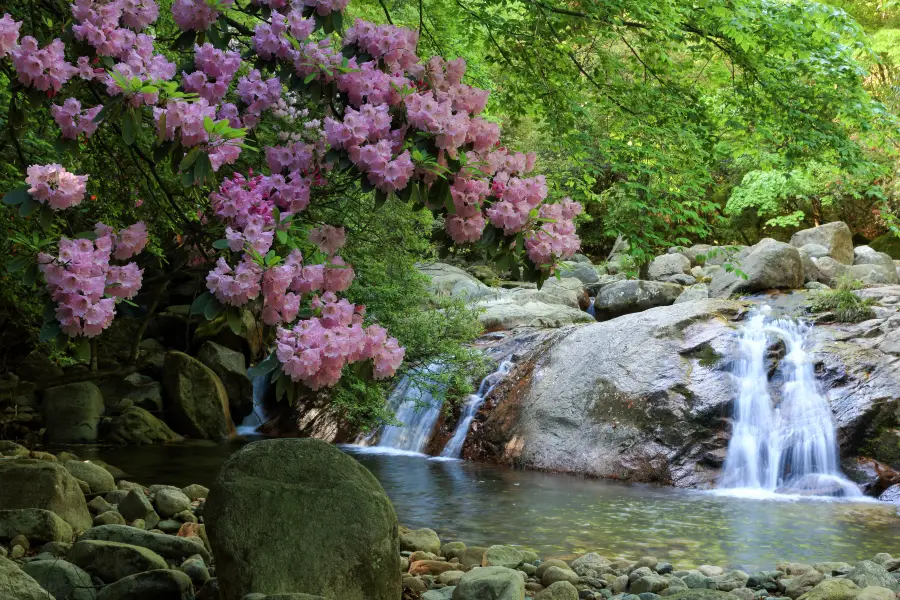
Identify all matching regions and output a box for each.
[51,98,103,139]
[10,37,76,92]
[0,13,21,58]
[309,225,346,256]
[26,164,89,210]
[171,0,231,31]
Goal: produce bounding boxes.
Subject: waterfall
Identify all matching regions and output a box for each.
[236,375,269,435]
[719,307,861,497]
[587,297,597,319]
[440,361,513,458]
[366,362,447,454]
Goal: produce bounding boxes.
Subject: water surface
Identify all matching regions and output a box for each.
[79,441,900,572]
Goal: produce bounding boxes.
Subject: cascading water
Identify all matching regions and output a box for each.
[586,297,597,320]
[719,307,861,497]
[236,375,269,435]
[366,362,447,454]
[440,361,513,458]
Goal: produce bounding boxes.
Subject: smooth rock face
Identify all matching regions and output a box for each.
[104,407,182,445]
[648,254,691,281]
[198,342,253,423]
[474,300,743,487]
[710,238,803,297]
[0,556,53,600]
[0,460,92,532]
[61,461,115,495]
[560,261,600,284]
[452,566,525,600]
[675,284,710,304]
[477,297,594,330]
[205,438,400,600]
[154,489,191,518]
[796,578,860,600]
[21,559,96,600]
[418,262,499,301]
[42,382,105,443]
[95,569,194,600]
[79,524,210,562]
[790,222,855,265]
[67,540,168,583]
[163,351,234,439]
[0,509,73,544]
[400,528,441,555]
[535,580,579,600]
[482,545,524,569]
[593,280,683,319]
[848,264,900,285]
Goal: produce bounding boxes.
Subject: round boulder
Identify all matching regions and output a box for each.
[0,460,92,532]
[163,351,234,439]
[41,382,105,443]
[205,438,400,600]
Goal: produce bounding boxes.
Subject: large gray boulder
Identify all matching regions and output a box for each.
[198,342,253,422]
[476,297,594,331]
[675,284,710,304]
[0,508,73,544]
[559,261,599,284]
[100,373,162,412]
[163,351,234,439]
[647,254,691,282]
[205,438,400,600]
[21,559,96,600]
[41,382,105,443]
[852,247,900,284]
[0,459,92,532]
[709,238,803,297]
[451,566,525,600]
[799,244,829,283]
[847,561,899,592]
[593,280,683,319]
[418,263,499,301]
[470,300,744,487]
[790,222,854,264]
[0,556,53,600]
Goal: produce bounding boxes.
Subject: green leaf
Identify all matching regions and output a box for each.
[275,374,287,401]
[193,153,212,186]
[74,337,91,362]
[122,108,136,145]
[276,229,288,245]
[36,207,53,231]
[19,198,39,218]
[74,230,98,240]
[374,189,388,209]
[6,255,30,273]
[2,184,29,206]
[190,291,214,315]
[23,263,37,286]
[39,321,61,343]
[212,239,231,250]
[204,296,225,320]
[179,148,200,171]
[227,307,242,335]
[303,72,317,84]
[247,354,279,379]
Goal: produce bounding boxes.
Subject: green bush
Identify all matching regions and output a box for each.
[810,278,877,323]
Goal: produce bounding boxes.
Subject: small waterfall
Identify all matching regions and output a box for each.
[440,361,513,458]
[720,307,861,497]
[587,297,596,319]
[236,375,269,435]
[368,362,447,454]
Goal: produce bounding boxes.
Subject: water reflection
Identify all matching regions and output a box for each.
[80,442,900,572]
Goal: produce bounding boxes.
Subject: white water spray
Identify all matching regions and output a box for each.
[366,363,447,454]
[236,375,269,435]
[719,307,861,497]
[440,361,513,458]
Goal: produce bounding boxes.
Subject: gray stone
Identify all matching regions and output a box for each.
[438,570,465,586]
[812,256,849,286]
[633,576,671,594]
[799,244,829,283]
[401,528,441,555]
[660,274,697,286]
[101,373,162,412]
[163,352,234,439]
[95,569,194,600]
[848,561,899,591]
[181,557,210,586]
[118,490,154,523]
[41,382,105,443]
[0,556,53,600]
[198,342,253,422]
[785,569,824,598]
[796,578,860,600]
[482,545,524,569]
[181,485,209,501]
[62,461,116,495]
[855,586,897,600]
[418,262,500,302]
[593,280,683,319]
[571,553,611,577]
[712,571,749,592]
[665,592,733,600]
[93,511,126,527]
[452,566,526,600]
[78,524,210,563]
[848,264,900,285]
[205,439,400,600]
[854,246,897,270]
[154,489,191,518]
[67,540,168,583]
[536,559,571,581]
[561,261,600,284]
[790,222,854,264]
[38,541,72,558]
[709,238,803,297]
[536,580,579,600]
[103,407,182,445]
[648,254,691,281]
[0,460,92,532]
[675,284,710,304]
[0,509,73,544]
[542,566,579,586]
[476,294,594,330]
[683,574,713,589]
[21,559,96,600]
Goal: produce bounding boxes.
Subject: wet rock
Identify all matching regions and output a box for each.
[78,524,210,563]
[61,461,116,495]
[712,571,749,592]
[796,578,860,600]
[154,489,191,519]
[42,382,105,443]
[0,509,74,544]
[439,570,466,586]
[536,560,571,581]
[0,460,92,532]
[633,576,671,594]
[452,566,525,600]
[401,528,442,555]
[0,556,53,600]
[21,559,96,600]
[163,352,234,439]
[103,407,182,445]
[785,569,824,598]
[543,566,579,586]
[571,553,611,577]
[482,545,524,569]
[535,580,579,600]
[67,540,168,583]
[205,439,400,600]
[95,569,194,600]
[409,560,460,576]
[848,561,899,591]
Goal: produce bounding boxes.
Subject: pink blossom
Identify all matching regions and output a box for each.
[26,164,89,211]
[10,37,76,92]
[0,13,21,58]
[171,0,232,31]
[309,225,346,256]
[51,99,103,139]
[206,257,263,306]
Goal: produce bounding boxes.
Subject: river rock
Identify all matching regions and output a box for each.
[41,382,105,443]
[473,300,742,486]
[163,351,234,439]
[103,406,182,444]
[542,566,579,586]
[709,238,803,297]
[633,576,670,594]
[476,296,594,330]
[796,578,860,600]
[648,254,692,282]
[457,547,490,569]
[785,569,824,598]
[118,489,154,523]
[79,524,209,562]
[712,570,749,592]
[535,560,570,580]
[95,569,194,600]
[21,559,96,600]
[205,438,400,600]
[439,570,466,586]
[849,263,900,285]
[0,556,53,600]
[419,262,500,301]
[0,509,73,544]
[799,244,828,283]
[483,545,524,569]
[561,261,600,284]
[847,561,898,591]
[401,528,442,555]
[593,280,683,319]
[571,553,611,577]
[790,222,854,264]
[198,342,253,422]
[93,511,126,526]
[154,489,191,518]
[452,566,525,600]
[68,540,168,583]
[443,541,467,559]
[62,461,116,495]
[665,592,733,600]
[855,587,897,600]
[181,484,210,501]
[0,460,92,532]
[535,580,578,600]
[410,560,460,576]
[675,284,710,304]
[101,373,162,412]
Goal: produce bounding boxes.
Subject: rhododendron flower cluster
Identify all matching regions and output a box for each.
[38,223,146,337]
[0,13,21,58]
[26,164,89,211]
[445,177,489,243]
[183,43,241,104]
[236,70,282,128]
[51,99,102,139]
[275,294,403,389]
[309,225,346,256]
[72,0,159,57]
[171,0,232,31]
[252,9,315,61]
[344,20,419,73]
[10,37,75,92]
[523,199,582,265]
[109,221,150,260]
[206,257,263,306]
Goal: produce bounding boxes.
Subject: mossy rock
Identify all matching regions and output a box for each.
[870,233,900,259]
[664,591,735,600]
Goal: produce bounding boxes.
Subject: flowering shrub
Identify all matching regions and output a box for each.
[0,0,580,399]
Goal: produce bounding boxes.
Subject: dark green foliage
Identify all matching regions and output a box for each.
[810,278,877,323]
